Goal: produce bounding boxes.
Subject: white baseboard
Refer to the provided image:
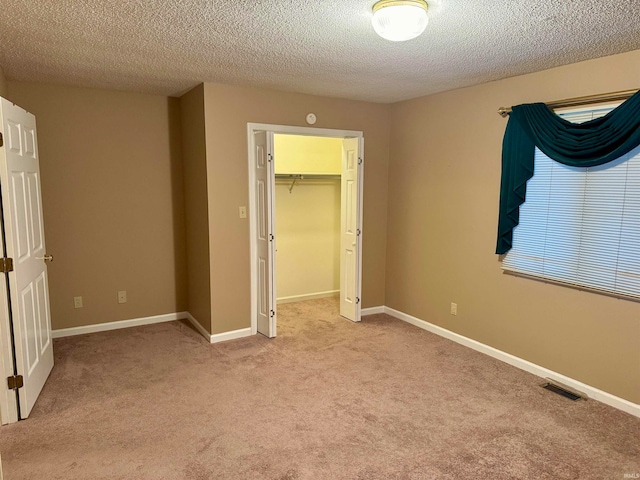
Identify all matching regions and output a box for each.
[186,312,252,344]
[379,306,640,418]
[361,306,385,315]
[185,312,212,342]
[52,311,253,346]
[52,312,188,338]
[277,290,339,305]
[210,327,253,344]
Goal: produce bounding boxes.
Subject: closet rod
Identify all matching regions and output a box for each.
[275,174,342,179]
[275,174,341,193]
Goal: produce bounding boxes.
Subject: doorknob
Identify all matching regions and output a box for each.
[36,254,53,262]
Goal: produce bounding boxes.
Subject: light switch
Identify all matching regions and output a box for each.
[118,291,127,304]
[239,206,247,218]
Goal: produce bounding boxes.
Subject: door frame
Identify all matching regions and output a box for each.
[0,123,17,425]
[247,123,364,336]
[0,223,17,425]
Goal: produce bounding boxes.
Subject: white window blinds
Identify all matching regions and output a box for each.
[502,105,640,299]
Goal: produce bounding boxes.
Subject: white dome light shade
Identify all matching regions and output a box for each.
[372,0,429,42]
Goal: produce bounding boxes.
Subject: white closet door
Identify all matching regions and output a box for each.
[0,97,54,420]
[254,131,276,337]
[340,137,360,321]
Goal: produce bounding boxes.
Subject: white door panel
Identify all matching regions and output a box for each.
[340,138,360,321]
[0,97,54,420]
[254,131,276,338]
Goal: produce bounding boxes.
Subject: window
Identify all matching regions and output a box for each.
[502,105,640,299]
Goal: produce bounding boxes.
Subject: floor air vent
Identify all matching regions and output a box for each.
[541,379,586,402]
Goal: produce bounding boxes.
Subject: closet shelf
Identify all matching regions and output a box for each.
[275,173,341,193]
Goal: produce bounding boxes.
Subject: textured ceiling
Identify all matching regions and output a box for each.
[0,1,639,103]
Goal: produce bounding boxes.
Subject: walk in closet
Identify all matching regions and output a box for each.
[274,134,342,304]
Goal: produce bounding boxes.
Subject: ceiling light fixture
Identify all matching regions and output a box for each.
[372,0,429,42]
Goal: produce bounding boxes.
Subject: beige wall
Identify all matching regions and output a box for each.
[0,66,7,98]
[203,83,391,334]
[386,50,640,403]
[8,82,186,330]
[180,85,211,332]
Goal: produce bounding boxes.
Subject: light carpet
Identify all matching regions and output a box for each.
[0,298,638,479]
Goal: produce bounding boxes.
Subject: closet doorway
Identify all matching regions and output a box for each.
[247,124,364,338]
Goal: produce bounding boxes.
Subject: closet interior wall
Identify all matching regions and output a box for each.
[274,135,342,304]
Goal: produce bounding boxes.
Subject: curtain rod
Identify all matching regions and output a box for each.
[497,89,639,117]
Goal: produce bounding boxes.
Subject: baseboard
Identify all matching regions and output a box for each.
[382,306,640,418]
[185,312,252,344]
[53,311,254,345]
[210,327,253,344]
[185,312,212,342]
[52,312,188,339]
[361,306,385,315]
[277,290,339,305]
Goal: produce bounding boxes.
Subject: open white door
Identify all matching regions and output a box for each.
[340,137,362,322]
[254,131,277,338]
[0,98,54,420]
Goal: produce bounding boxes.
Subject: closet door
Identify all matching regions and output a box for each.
[254,131,277,337]
[0,98,54,420]
[340,137,361,322]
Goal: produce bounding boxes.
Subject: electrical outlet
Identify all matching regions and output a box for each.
[73,296,83,308]
[239,206,247,218]
[118,291,127,304]
[450,302,458,316]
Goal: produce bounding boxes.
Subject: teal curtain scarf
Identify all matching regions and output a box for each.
[496,90,640,254]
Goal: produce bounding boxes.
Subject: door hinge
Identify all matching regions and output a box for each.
[356,229,361,236]
[358,157,363,165]
[270,310,275,318]
[268,153,273,162]
[0,132,3,147]
[0,257,13,273]
[356,297,361,305]
[269,233,274,242]
[7,375,23,390]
